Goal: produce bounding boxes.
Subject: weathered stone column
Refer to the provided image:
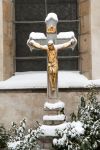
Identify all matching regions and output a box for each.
[0,0,4,80]
[0,0,14,80]
[79,0,92,79]
[79,0,100,80]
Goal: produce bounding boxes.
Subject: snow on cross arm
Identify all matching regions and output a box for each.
[57,32,75,39]
[29,32,47,40]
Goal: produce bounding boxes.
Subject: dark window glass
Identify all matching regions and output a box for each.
[16,59,47,72]
[58,59,78,70]
[16,24,46,57]
[15,0,78,71]
[47,0,77,20]
[15,0,45,21]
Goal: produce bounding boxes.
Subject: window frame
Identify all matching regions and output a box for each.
[14,0,80,72]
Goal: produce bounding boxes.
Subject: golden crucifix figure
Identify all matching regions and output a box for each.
[27,37,77,91]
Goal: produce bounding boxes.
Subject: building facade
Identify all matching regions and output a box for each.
[0,0,100,81]
[0,0,100,127]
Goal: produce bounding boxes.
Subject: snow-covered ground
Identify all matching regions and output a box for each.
[0,71,100,90]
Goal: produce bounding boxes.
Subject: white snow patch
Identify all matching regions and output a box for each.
[43,114,65,121]
[29,32,47,39]
[57,32,75,39]
[90,79,100,87]
[71,121,84,135]
[44,101,65,110]
[58,71,90,88]
[45,12,58,22]
[8,141,20,149]
[0,71,47,89]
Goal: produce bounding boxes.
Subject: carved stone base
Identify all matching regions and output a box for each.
[38,136,55,150]
[43,120,64,125]
[38,100,66,149]
[43,100,66,125]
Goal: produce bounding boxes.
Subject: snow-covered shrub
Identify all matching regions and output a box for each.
[78,86,100,150]
[0,125,9,148]
[53,121,84,149]
[8,119,43,150]
[53,86,100,150]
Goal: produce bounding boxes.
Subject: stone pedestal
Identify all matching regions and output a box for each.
[38,136,55,150]
[39,101,66,149]
[43,101,65,125]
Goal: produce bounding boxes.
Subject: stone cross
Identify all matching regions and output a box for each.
[45,13,58,100]
[27,13,77,100]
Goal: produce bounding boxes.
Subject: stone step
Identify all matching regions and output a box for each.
[43,109,63,116]
[41,149,51,150]
[43,120,65,125]
[43,114,66,125]
[44,101,65,111]
[40,148,54,150]
[38,136,55,150]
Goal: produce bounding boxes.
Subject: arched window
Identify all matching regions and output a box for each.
[14,0,79,72]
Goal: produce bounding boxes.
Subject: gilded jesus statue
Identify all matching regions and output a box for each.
[27,37,77,91]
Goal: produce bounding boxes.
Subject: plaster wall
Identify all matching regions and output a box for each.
[0,0,4,80]
[0,89,99,128]
[79,0,92,79]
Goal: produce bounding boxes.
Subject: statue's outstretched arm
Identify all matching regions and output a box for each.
[56,37,77,50]
[27,39,47,51]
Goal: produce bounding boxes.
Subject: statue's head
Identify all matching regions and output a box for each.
[48,40,54,50]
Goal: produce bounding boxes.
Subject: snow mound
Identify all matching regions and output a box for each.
[44,101,65,110]
[43,114,65,121]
